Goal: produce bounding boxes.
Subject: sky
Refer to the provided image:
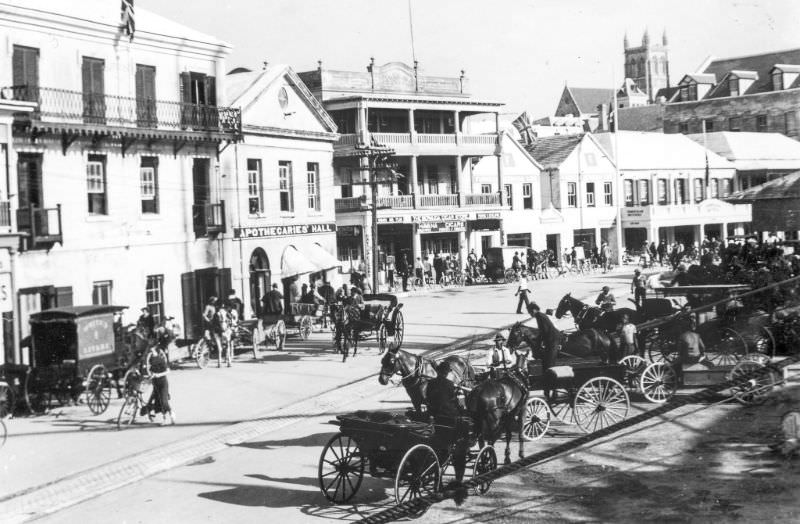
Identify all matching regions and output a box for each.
[138,0,800,117]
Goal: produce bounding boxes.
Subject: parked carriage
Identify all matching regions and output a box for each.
[332,294,404,357]
[318,409,497,512]
[484,246,525,284]
[260,302,324,343]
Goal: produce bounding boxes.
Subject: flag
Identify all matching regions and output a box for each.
[120,0,135,41]
[512,111,535,145]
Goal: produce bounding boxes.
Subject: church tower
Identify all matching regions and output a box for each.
[623,28,670,102]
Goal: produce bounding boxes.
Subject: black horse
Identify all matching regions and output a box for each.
[378,346,475,414]
[330,303,361,362]
[466,371,528,465]
[506,322,619,365]
[555,293,639,333]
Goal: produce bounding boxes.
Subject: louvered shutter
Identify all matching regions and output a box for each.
[205,76,216,106]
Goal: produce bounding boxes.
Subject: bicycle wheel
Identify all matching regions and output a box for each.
[116,395,139,429]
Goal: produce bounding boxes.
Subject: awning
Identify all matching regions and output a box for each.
[280,245,318,278]
[307,243,342,271]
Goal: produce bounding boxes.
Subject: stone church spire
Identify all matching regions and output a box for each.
[642,28,650,47]
[662,28,668,46]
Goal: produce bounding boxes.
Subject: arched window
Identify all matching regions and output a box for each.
[249,248,271,317]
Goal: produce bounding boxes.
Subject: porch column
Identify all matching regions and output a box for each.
[409,155,418,197]
[694,224,703,245]
[648,223,659,245]
[454,110,460,144]
[408,108,416,144]
[458,231,467,270]
[455,155,464,196]
[357,103,369,145]
[413,226,422,261]
[721,222,728,243]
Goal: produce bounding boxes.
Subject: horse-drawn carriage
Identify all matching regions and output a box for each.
[332,294,404,361]
[318,409,498,512]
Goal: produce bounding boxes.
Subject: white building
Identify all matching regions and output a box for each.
[220,65,339,319]
[0,0,240,362]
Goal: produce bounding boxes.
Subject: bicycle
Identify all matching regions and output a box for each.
[116,370,153,429]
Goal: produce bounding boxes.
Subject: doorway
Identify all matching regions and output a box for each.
[249,248,271,317]
[480,235,492,256]
[17,153,43,209]
[546,234,559,256]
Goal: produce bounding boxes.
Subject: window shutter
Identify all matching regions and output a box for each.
[180,72,192,104]
[205,76,217,106]
[181,271,198,339]
[12,48,24,86]
[82,58,92,94]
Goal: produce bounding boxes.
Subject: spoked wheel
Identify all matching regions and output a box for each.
[639,362,678,404]
[195,339,211,369]
[121,369,142,396]
[85,365,111,415]
[318,433,364,504]
[377,324,388,354]
[521,396,551,441]
[0,382,16,419]
[116,395,139,429]
[299,315,314,340]
[753,327,775,358]
[645,333,679,364]
[395,444,440,517]
[728,360,779,405]
[618,355,647,392]
[471,445,498,495]
[573,378,630,433]
[393,311,404,349]
[705,328,747,367]
[547,389,574,423]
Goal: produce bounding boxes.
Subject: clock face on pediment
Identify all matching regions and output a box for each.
[278,87,289,110]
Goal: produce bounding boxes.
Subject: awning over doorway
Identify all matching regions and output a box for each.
[307,243,342,271]
[280,245,318,278]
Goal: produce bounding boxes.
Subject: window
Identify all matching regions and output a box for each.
[623,179,634,206]
[637,180,649,205]
[145,275,164,325]
[140,157,158,214]
[12,45,39,102]
[92,280,112,305]
[679,122,689,134]
[87,154,107,215]
[583,153,597,167]
[179,71,217,128]
[786,111,799,136]
[507,233,532,248]
[449,165,458,194]
[135,64,157,127]
[522,183,533,209]
[567,182,577,207]
[481,184,492,194]
[688,84,697,100]
[247,159,263,214]
[82,57,106,124]
[720,179,732,197]
[729,116,742,132]
[729,77,739,97]
[756,115,768,132]
[307,162,320,211]
[675,179,686,204]
[585,182,595,207]
[693,178,704,202]
[772,71,784,91]
[278,161,293,212]
[657,179,668,205]
[703,119,714,132]
[710,179,719,198]
[504,184,512,208]
[603,182,613,205]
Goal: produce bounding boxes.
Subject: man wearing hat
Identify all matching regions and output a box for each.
[595,286,616,312]
[137,306,156,340]
[426,361,470,487]
[491,333,514,374]
[631,268,647,308]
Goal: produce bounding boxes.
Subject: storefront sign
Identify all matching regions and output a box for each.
[470,219,501,231]
[417,220,467,233]
[377,216,406,224]
[411,213,468,223]
[234,223,337,239]
[476,212,502,219]
[336,225,362,237]
[624,209,644,218]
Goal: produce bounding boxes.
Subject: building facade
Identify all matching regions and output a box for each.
[298,61,505,285]
[220,65,339,320]
[0,0,240,362]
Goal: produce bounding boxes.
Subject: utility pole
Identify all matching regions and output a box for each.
[353,144,398,293]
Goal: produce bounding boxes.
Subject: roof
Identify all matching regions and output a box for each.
[686,132,800,171]
[727,170,800,202]
[3,0,230,47]
[30,305,127,321]
[523,134,585,168]
[655,86,680,101]
[567,87,615,114]
[593,131,734,171]
[701,48,800,95]
[730,70,759,80]
[617,105,664,132]
[680,73,717,85]
[773,64,800,73]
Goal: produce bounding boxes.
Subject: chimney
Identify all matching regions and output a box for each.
[598,103,609,132]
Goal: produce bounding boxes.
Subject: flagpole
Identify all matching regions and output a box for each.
[612,72,623,266]
[702,119,710,200]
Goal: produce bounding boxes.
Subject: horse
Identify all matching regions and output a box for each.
[330,303,361,362]
[555,293,638,333]
[506,321,618,366]
[378,345,475,414]
[466,371,528,465]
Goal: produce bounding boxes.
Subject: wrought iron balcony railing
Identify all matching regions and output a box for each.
[3,85,241,136]
[17,205,63,250]
[193,201,226,237]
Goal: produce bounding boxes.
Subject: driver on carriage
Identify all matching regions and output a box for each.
[526,302,562,371]
[426,360,472,487]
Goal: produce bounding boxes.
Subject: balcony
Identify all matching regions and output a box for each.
[463,193,501,206]
[334,132,499,154]
[376,195,413,209]
[193,201,226,237]
[3,85,241,139]
[335,192,503,212]
[17,205,63,250]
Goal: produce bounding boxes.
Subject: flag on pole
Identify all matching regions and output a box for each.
[512,112,535,145]
[120,0,135,41]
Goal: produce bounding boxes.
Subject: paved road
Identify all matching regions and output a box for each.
[2,269,639,522]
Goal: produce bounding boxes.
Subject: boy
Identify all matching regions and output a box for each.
[618,313,638,357]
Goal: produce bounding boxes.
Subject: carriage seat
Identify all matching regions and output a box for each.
[546,366,574,380]
[641,298,675,318]
[362,304,385,321]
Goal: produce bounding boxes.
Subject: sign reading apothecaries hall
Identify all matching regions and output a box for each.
[234,223,337,239]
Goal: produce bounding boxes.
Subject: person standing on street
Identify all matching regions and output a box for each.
[617,313,639,357]
[433,253,444,285]
[397,253,410,292]
[201,297,217,344]
[657,240,668,266]
[631,269,647,309]
[515,276,532,314]
[214,303,232,367]
[600,242,611,273]
[414,256,424,284]
[146,330,175,425]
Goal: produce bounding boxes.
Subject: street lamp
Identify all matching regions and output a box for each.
[353,143,398,293]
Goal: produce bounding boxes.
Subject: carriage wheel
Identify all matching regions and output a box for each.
[318,433,364,504]
[471,445,498,495]
[729,360,778,405]
[377,324,388,354]
[116,395,139,429]
[195,339,211,369]
[503,269,516,284]
[85,365,111,415]
[618,355,647,392]
[393,311,404,349]
[395,444,440,516]
[639,362,678,404]
[753,327,776,358]
[646,334,679,364]
[121,368,142,397]
[706,328,747,367]
[299,316,314,340]
[573,378,630,433]
[0,383,16,419]
[521,396,551,441]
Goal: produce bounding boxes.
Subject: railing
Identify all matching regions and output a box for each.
[463,192,501,206]
[17,205,62,249]
[193,201,226,236]
[0,201,10,228]
[376,195,414,209]
[372,132,412,144]
[337,134,359,146]
[335,196,365,212]
[418,194,458,207]
[3,85,241,135]
[417,133,457,144]
[461,134,499,145]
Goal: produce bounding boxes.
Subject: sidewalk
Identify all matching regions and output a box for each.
[0,271,636,522]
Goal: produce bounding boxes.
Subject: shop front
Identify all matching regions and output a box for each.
[417,214,468,261]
